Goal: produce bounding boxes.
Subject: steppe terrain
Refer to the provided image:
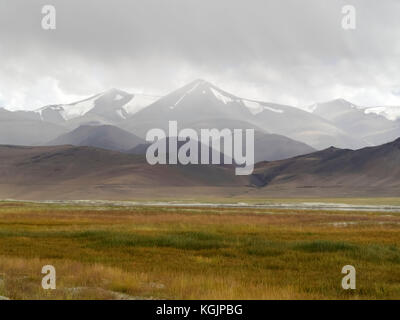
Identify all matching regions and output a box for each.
[0,200,399,299]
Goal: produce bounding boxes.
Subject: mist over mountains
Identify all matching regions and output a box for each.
[311,99,400,146]
[2,80,399,155]
[1,79,400,199]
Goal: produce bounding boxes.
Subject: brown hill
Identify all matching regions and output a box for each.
[1,137,400,200]
[250,137,400,197]
[0,145,247,200]
[47,124,145,151]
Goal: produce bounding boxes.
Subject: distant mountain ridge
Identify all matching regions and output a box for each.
[311,99,400,146]
[34,88,158,127]
[0,108,68,146]
[1,79,399,154]
[129,130,315,163]
[47,124,145,152]
[0,144,248,200]
[250,136,400,196]
[120,80,375,150]
[1,136,400,199]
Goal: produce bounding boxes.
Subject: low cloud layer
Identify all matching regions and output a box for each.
[1,0,400,110]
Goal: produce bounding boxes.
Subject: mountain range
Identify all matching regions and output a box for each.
[119,80,368,150]
[250,137,400,197]
[310,99,400,146]
[48,125,145,152]
[34,88,158,126]
[1,79,400,164]
[1,136,400,200]
[0,144,247,200]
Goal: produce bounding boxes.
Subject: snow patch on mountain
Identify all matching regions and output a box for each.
[242,99,263,115]
[263,105,284,114]
[364,106,400,121]
[35,109,44,120]
[116,109,126,119]
[122,94,158,115]
[307,103,318,113]
[61,98,97,120]
[241,99,284,115]
[171,80,204,109]
[210,87,233,105]
[34,96,98,121]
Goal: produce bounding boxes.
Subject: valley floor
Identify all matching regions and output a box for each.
[0,201,399,299]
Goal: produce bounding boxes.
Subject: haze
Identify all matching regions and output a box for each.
[1,0,400,110]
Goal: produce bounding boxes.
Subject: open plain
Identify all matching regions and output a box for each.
[0,200,399,299]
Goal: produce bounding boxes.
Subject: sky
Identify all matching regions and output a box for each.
[1,0,400,111]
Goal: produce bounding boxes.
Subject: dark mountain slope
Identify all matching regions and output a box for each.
[0,145,247,200]
[251,137,400,190]
[47,125,145,151]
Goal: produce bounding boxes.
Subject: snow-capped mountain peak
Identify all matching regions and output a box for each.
[309,98,400,146]
[32,88,160,126]
[311,98,400,121]
[166,79,285,116]
[35,93,101,121]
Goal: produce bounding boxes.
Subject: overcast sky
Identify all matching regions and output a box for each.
[1,0,400,111]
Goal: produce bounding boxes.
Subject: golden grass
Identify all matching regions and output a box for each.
[0,201,399,299]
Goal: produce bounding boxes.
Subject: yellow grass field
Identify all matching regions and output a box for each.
[0,201,399,300]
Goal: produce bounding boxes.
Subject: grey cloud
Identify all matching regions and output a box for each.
[1,0,400,109]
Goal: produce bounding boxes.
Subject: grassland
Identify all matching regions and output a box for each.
[0,201,399,300]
